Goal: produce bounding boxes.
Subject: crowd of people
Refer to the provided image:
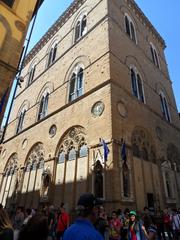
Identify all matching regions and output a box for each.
[0,193,180,240]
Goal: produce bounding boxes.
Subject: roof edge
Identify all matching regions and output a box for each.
[25,0,87,66]
[130,0,166,48]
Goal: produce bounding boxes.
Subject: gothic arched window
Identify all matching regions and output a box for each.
[38,93,49,121]
[69,67,84,102]
[74,15,87,42]
[16,110,26,134]
[27,64,36,86]
[0,153,18,207]
[47,43,58,68]
[124,14,137,43]
[68,148,76,161]
[150,43,160,68]
[130,68,145,103]
[58,151,66,164]
[79,144,88,158]
[159,92,171,122]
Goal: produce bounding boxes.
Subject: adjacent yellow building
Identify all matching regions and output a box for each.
[0,0,43,125]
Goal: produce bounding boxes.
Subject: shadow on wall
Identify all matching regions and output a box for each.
[4,170,105,212]
[4,167,136,214]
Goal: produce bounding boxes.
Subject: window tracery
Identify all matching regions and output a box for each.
[131,127,156,163]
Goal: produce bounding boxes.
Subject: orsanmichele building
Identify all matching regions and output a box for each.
[0,0,180,212]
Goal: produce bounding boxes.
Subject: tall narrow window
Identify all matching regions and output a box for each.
[130,68,145,103]
[150,43,160,68]
[75,21,81,41]
[58,151,66,164]
[79,144,88,158]
[122,162,130,197]
[94,160,103,199]
[159,92,171,122]
[124,14,137,43]
[69,73,76,102]
[77,68,83,97]
[28,65,36,86]
[137,74,144,103]
[125,15,130,36]
[130,22,136,42]
[150,45,155,64]
[81,15,87,36]
[131,69,138,98]
[38,93,49,121]
[52,43,57,63]
[165,172,172,198]
[74,15,87,42]
[68,148,76,161]
[47,43,58,68]
[69,67,84,102]
[16,110,26,134]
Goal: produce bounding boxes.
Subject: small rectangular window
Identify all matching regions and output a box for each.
[1,0,15,8]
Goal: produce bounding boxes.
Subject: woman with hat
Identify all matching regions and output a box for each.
[128,211,147,240]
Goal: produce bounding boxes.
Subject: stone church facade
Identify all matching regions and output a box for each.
[0,0,180,212]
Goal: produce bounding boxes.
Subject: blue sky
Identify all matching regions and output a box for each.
[29,0,180,112]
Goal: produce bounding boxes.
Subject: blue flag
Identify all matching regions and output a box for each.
[121,141,127,162]
[102,139,109,161]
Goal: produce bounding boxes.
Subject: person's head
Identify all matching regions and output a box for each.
[0,208,12,230]
[17,207,23,214]
[26,209,32,217]
[76,193,103,223]
[98,206,104,213]
[129,211,137,222]
[112,211,117,219]
[49,205,54,213]
[17,214,48,240]
[163,208,168,214]
[144,206,149,213]
[60,203,65,213]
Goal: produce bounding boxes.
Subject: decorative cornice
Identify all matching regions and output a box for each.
[25,0,87,66]
[25,0,166,66]
[127,0,166,48]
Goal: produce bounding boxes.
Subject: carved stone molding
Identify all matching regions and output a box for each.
[59,126,87,153]
[131,127,156,162]
[6,153,18,171]
[26,143,45,167]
